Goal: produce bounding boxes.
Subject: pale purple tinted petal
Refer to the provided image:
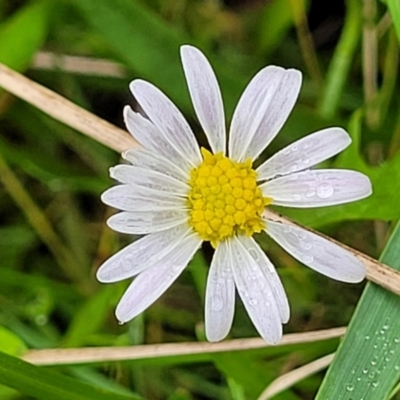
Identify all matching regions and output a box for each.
[230,237,282,344]
[257,128,351,181]
[229,67,302,162]
[116,233,202,323]
[260,169,372,208]
[205,240,235,342]
[265,220,366,282]
[101,184,185,212]
[97,224,190,283]
[110,165,189,196]
[107,210,188,235]
[131,80,202,166]
[123,148,189,182]
[237,236,290,323]
[124,106,191,173]
[181,45,226,154]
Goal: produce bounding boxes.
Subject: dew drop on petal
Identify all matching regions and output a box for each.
[316,183,334,198]
[301,254,314,263]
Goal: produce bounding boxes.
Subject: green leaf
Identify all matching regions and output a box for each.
[0,350,141,400]
[0,0,50,71]
[315,221,400,399]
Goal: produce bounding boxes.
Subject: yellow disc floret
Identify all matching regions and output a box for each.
[187,148,272,248]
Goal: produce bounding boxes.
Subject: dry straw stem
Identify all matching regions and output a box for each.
[1,62,400,294]
[257,353,335,400]
[22,327,345,366]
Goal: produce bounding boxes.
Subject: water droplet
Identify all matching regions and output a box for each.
[372,381,379,388]
[249,298,258,306]
[317,183,334,198]
[305,188,316,198]
[346,384,354,392]
[362,368,369,374]
[394,337,400,343]
[371,359,377,366]
[283,226,291,233]
[395,365,400,371]
[300,241,313,250]
[302,255,314,263]
[365,335,370,340]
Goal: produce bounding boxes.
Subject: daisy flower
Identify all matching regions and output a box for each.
[97,45,372,343]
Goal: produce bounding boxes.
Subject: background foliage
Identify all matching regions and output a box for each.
[0,0,399,399]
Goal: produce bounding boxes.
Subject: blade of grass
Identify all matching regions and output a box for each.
[318,0,361,119]
[386,0,400,43]
[258,353,335,400]
[22,327,346,366]
[315,220,400,399]
[0,351,140,400]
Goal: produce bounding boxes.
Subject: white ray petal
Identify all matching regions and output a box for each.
[116,233,202,323]
[256,128,351,181]
[101,184,186,212]
[123,148,189,182]
[260,169,372,208]
[265,220,366,282]
[110,165,189,196]
[181,45,226,154]
[237,236,289,323]
[97,224,191,283]
[229,67,302,162]
[131,80,202,167]
[205,241,235,342]
[123,106,191,173]
[230,237,282,344]
[107,210,188,235]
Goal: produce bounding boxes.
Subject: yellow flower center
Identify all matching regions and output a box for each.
[187,148,272,248]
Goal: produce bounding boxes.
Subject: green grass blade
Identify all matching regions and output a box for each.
[318,0,361,119]
[315,221,400,399]
[386,0,400,44]
[0,350,141,400]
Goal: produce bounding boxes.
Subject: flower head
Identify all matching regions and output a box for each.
[98,45,372,343]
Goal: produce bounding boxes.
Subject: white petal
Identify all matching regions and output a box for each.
[230,237,282,344]
[101,184,186,212]
[181,45,226,154]
[97,224,191,283]
[265,220,366,282]
[256,128,351,181]
[236,236,289,323]
[260,169,372,208]
[107,210,188,235]
[110,165,189,196]
[123,107,191,174]
[131,80,202,167]
[205,241,235,342]
[123,148,189,182]
[116,233,202,323]
[229,67,302,162]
